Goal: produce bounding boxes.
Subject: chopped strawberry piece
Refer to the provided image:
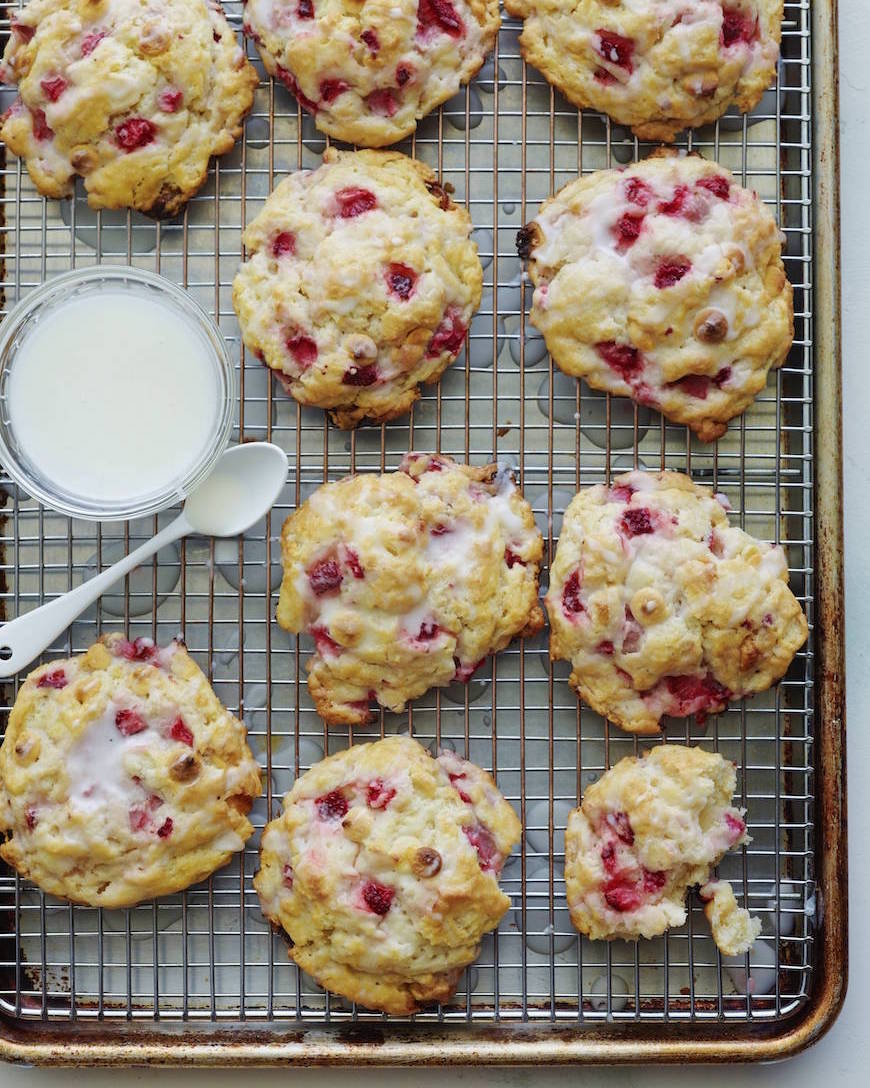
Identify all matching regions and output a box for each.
[417,0,464,39]
[654,257,692,289]
[596,29,634,72]
[366,779,396,809]
[624,177,653,207]
[415,620,443,641]
[11,20,35,41]
[562,569,584,617]
[157,87,183,113]
[25,808,37,830]
[396,63,413,85]
[308,557,344,596]
[620,508,654,537]
[282,864,294,888]
[463,825,499,871]
[36,669,67,689]
[385,263,418,300]
[605,811,634,845]
[344,548,365,579]
[366,88,398,116]
[335,186,378,218]
[697,174,731,200]
[276,66,318,113]
[613,211,645,251]
[452,658,484,683]
[320,78,349,103]
[286,333,317,370]
[157,817,173,838]
[315,789,348,821]
[115,708,147,736]
[271,231,296,258]
[600,841,617,872]
[724,811,746,840]
[362,879,395,915]
[310,625,342,657]
[342,363,378,386]
[505,548,526,568]
[603,877,642,912]
[721,7,757,47]
[670,373,710,399]
[114,637,157,662]
[430,521,451,536]
[298,0,314,16]
[169,717,194,746]
[609,483,634,502]
[129,806,150,832]
[662,673,731,721]
[361,28,380,52]
[657,185,690,216]
[80,29,107,55]
[40,76,67,102]
[32,108,53,141]
[596,640,615,655]
[594,67,616,84]
[595,341,643,381]
[426,307,467,358]
[713,366,732,387]
[449,772,473,804]
[642,868,667,893]
[115,117,156,151]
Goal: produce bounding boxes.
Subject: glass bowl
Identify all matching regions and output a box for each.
[0,266,234,521]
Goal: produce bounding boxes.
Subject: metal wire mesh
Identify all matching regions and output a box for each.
[0,0,815,1030]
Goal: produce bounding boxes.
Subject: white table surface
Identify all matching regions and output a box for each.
[2,3,867,1083]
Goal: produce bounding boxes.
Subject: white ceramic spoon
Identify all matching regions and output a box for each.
[0,441,288,678]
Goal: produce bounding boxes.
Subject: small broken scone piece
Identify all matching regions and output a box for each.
[564,744,760,953]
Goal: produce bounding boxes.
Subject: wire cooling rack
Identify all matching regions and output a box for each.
[0,0,818,1037]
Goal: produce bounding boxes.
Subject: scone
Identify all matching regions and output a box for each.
[0,635,261,908]
[517,152,793,441]
[242,0,499,147]
[504,0,782,142]
[276,452,544,725]
[254,735,521,1014]
[233,149,483,429]
[545,470,808,734]
[565,744,761,953]
[0,0,258,216]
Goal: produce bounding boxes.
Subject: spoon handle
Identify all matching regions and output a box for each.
[0,513,191,678]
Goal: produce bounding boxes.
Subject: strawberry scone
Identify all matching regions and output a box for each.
[0,635,261,907]
[233,149,483,428]
[517,152,793,441]
[255,735,521,1013]
[242,0,499,147]
[504,0,782,142]
[545,470,808,734]
[565,744,761,953]
[0,0,257,216]
[276,453,544,725]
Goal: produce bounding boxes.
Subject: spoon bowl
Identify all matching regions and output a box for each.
[183,442,288,536]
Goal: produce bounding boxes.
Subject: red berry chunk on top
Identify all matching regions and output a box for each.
[624,177,653,207]
[286,333,318,369]
[344,548,365,579]
[663,673,731,720]
[396,63,413,85]
[36,669,67,690]
[366,88,398,117]
[721,7,757,47]
[320,78,349,103]
[385,263,418,300]
[463,825,499,871]
[114,637,157,662]
[157,87,183,113]
[315,789,348,821]
[670,374,710,399]
[654,257,692,289]
[271,231,296,258]
[80,29,107,55]
[417,0,464,39]
[342,363,378,386]
[308,556,344,596]
[697,174,731,200]
[157,817,173,838]
[115,117,157,151]
[426,307,467,358]
[277,67,318,113]
[115,708,147,736]
[620,508,654,537]
[335,186,378,218]
[596,640,615,656]
[595,341,644,381]
[448,772,472,804]
[505,548,525,568]
[596,29,634,72]
[11,20,35,41]
[603,878,643,913]
[362,879,395,915]
[366,779,396,809]
[453,658,484,683]
[642,868,667,894]
[605,811,634,844]
[169,717,194,746]
[40,76,67,102]
[562,569,584,616]
[298,0,314,16]
[32,109,53,142]
[724,811,746,840]
[311,625,342,657]
[613,212,645,251]
[361,28,380,52]
[610,483,635,502]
